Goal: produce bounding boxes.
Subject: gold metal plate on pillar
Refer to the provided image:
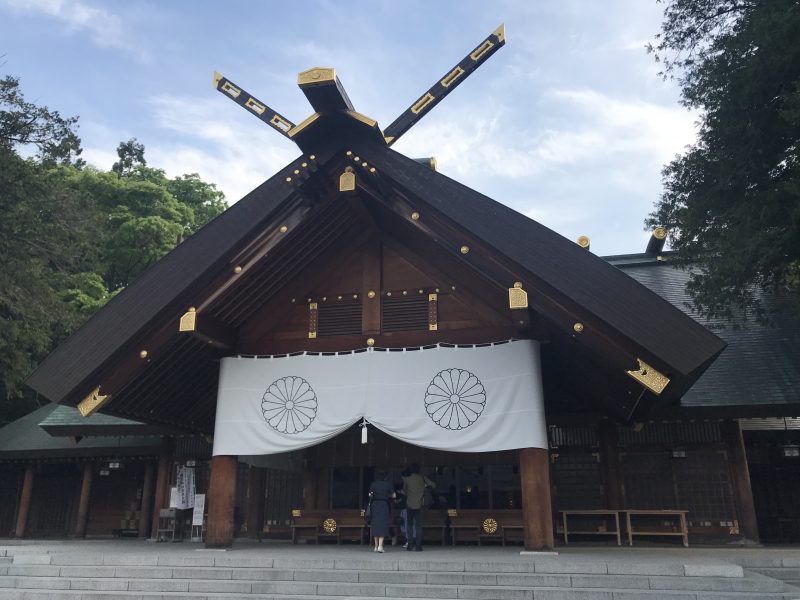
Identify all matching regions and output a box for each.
[508,282,528,309]
[626,358,670,395]
[482,518,498,534]
[291,509,302,517]
[308,303,318,339]
[339,167,356,192]
[428,293,438,331]
[322,518,337,533]
[78,386,110,417]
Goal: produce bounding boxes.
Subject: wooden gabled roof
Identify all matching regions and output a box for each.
[25,124,726,432]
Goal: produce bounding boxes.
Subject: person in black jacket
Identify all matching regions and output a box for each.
[368,469,395,553]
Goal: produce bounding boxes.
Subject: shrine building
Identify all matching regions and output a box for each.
[11,26,800,549]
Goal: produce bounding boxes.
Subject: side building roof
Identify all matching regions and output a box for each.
[609,252,800,416]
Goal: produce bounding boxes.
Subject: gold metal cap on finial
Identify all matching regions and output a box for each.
[298,67,337,87]
[576,235,590,250]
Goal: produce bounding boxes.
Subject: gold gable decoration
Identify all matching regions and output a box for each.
[626,358,670,395]
[78,386,111,417]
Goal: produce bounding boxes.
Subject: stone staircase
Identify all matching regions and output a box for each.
[739,553,800,594]
[0,547,798,599]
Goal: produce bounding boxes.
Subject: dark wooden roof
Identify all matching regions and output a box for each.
[612,252,800,417]
[0,404,160,460]
[25,113,727,430]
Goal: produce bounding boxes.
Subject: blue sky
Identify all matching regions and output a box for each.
[0,0,697,255]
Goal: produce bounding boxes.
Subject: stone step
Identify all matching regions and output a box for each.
[754,567,800,579]
[0,565,786,591]
[7,554,748,578]
[0,574,792,596]
[0,588,798,600]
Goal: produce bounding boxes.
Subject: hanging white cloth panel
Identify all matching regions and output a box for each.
[212,340,546,456]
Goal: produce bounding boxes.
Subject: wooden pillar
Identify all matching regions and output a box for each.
[245,465,266,539]
[14,463,35,538]
[149,437,174,540]
[206,455,238,548]
[138,461,156,538]
[519,447,554,550]
[316,467,331,510]
[721,419,760,543]
[303,468,318,510]
[599,420,624,509]
[75,462,94,538]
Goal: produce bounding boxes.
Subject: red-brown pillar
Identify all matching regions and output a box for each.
[599,420,624,509]
[14,463,35,538]
[150,437,174,540]
[245,465,266,539]
[721,419,760,543]
[206,455,238,547]
[519,447,555,550]
[75,462,94,538]
[138,461,156,538]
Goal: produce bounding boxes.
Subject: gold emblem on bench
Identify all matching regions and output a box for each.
[482,518,498,534]
[322,518,337,534]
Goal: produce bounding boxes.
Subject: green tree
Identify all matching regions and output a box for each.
[0,75,83,166]
[647,0,800,323]
[0,77,227,424]
[111,137,146,177]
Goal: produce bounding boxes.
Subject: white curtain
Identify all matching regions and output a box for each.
[212,340,546,456]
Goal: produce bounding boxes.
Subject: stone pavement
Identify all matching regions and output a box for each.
[0,539,799,599]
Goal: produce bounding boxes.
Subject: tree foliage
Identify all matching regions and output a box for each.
[647,0,800,323]
[0,76,227,424]
[0,75,84,166]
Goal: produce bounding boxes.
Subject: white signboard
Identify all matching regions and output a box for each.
[192,494,206,526]
[169,486,179,509]
[175,466,196,509]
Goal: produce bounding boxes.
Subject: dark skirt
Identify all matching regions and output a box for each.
[369,500,391,538]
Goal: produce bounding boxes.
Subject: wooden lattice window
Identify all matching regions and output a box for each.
[551,451,604,510]
[382,295,431,332]
[673,450,735,524]
[621,451,676,510]
[315,300,362,337]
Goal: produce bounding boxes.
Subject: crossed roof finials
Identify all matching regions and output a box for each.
[213,25,506,151]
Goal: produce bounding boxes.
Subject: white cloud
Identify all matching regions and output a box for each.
[0,0,142,57]
[151,95,298,203]
[395,88,696,182]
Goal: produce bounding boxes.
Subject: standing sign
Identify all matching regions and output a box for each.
[192,494,206,526]
[174,466,196,509]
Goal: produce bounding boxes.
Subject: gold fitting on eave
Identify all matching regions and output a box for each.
[576,235,590,250]
[78,386,110,417]
[340,167,356,192]
[508,282,528,309]
[626,358,670,395]
[179,307,197,332]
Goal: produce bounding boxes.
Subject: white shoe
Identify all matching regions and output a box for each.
[377,547,384,553]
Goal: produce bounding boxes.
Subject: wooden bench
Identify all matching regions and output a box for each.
[625,509,689,547]
[421,510,448,545]
[290,510,366,544]
[559,509,622,546]
[449,510,524,546]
